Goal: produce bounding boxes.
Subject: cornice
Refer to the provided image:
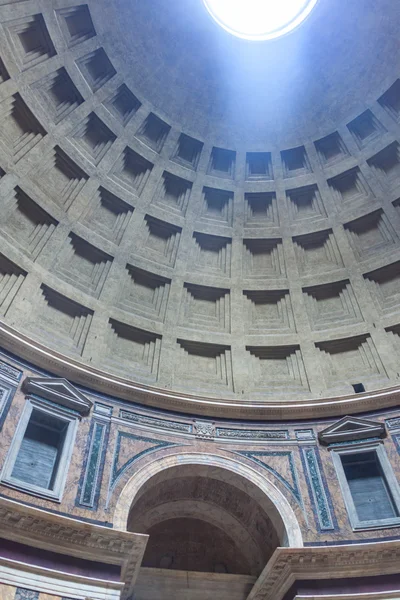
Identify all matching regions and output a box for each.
[0,557,123,600]
[1,322,400,421]
[247,541,400,600]
[0,496,148,599]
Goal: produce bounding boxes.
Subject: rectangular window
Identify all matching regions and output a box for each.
[11,409,68,490]
[1,398,78,501]
[341,451,398,522]
[333,444,400,530]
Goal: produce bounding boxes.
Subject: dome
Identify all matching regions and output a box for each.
[0,0,400,418]
[2,4,400,600]
[88,0,400,146]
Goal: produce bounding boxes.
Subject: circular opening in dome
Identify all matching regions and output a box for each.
[203,0,319,40]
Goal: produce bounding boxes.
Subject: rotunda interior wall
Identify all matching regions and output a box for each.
[1,355,400,553]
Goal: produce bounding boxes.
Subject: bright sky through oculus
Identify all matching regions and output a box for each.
[203,0,319,40]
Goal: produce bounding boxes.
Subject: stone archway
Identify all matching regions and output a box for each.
[113,452,303,548]
[113,452,304,600]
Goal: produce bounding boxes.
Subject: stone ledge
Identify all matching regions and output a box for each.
[0,496,148,599]
[248,541,400,600]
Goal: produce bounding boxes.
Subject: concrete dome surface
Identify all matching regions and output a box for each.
[0,0,399,418]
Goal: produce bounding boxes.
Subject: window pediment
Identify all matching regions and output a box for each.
[318,416,385,446]
[22,377,92,415]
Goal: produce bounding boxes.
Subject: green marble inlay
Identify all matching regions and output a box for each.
[111,431,180,490]
[81,421,105,505]
[234,449,302,505]
[303,447,334,530]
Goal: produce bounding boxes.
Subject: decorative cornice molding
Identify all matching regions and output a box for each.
[0,496,148,599]
[0,558,123,600]
[216,428,289,440]
[386,416,400,430]
[2,323,400,420]
[0,359,22,384]
[120,408,192,434]
[247,541,400,600]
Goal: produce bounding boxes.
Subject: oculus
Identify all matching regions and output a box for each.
[203,0,318,40]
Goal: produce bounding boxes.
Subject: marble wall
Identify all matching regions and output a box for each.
[1,351,400,550]
[0,584,75,600]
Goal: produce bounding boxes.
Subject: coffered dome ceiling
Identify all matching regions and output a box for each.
[90,0,400,147]
[0,0,400,418]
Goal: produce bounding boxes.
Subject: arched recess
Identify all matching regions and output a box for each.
[113,452,303,549]
[132,499,265,574]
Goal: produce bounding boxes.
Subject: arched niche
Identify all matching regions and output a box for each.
[113,452,303,575]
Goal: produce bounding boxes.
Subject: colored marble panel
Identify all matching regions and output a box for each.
[79,420,108,508]
[386,417,400,430]
[301,446,336,531]
[15,589,39,600]
[110,431,180,490]
[233,449,302,505]
[0,380,15,430]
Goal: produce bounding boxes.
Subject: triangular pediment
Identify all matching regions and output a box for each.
[318,416,385,445]
[22,377,92,415]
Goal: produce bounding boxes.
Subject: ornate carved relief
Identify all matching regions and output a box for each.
[216,428,288,441]
[120,408,191,434]
[0,359,22,384]
[0,496,147,600]
[194,420,215,439]
[248,541,400,600]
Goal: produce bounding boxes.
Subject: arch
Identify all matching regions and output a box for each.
[113,452,303,548]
